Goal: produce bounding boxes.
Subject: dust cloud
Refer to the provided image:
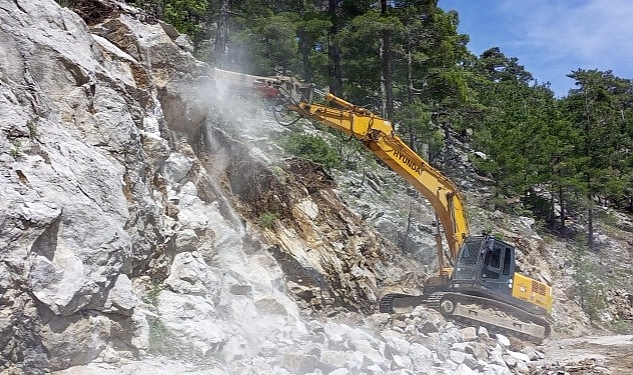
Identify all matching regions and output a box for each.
[206,68,290,139]
[199,67,300,185]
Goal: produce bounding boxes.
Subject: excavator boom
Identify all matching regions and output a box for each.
[285,97,470,274]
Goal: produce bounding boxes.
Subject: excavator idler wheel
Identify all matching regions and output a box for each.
[440,299,455,315]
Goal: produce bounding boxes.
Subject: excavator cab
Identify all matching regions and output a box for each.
[450,235,552,317]
[452,235,515,294]
[433,235,553,341]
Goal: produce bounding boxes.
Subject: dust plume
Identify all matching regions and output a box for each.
[206,68,290,140]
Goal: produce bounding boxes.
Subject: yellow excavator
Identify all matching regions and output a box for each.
[212,68,554,342]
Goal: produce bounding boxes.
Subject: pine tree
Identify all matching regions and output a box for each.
[563,69,633,249]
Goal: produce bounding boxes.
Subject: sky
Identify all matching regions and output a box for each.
[438,0,633,97]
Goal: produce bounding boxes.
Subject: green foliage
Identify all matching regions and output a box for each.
[475,47,533,84]
[336,9,387,104]
[295,16,331,83]
[148,318,171,354]
[164,0,207,36]
[471,79,555,197]
[55,0,74,8]
[571,245,607,322]
[142,283,162,306]
[489,196,520,215]
[491,231,505,241]
[259,212,280,228]
[232,12,300,75]
[142,284,172,354]
[594,208,619,227]
[10,139,22,159]
[132,0,207,39]
[278,132,341,171]
[394,99,444,158]
[27,120,38,138]
[270,166,291,184]
[609,319,632,334]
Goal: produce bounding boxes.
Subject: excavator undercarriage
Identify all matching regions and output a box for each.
[380,235,553,343]
[380,291,551,342]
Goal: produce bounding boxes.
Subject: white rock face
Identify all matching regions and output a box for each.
[3,3,323,371]
[0,3,146,370]
[164,252,215,295]
[0,0,207,371]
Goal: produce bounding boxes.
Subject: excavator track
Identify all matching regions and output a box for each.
[438,292,551,342]
[380,292,551,343]
[379,292,456,312]
[379,293,444,313]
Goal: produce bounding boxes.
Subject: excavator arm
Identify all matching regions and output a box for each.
[285,94,470,276]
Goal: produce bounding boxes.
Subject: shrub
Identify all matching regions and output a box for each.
[27,120,38,138]
[148,319,170,354]
[10,139,22,159]
[278,132,341,170]
[259,212,279,228]
[142,283,162,306]
[571,246,606,322]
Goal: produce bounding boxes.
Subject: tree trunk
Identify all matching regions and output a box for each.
[298,1,312,82]
[406,31,414,104]
[379,0,394,119]
[404,28,417,152]
[213,0,230,68]
[408,127,417,153]
[583,88,594,251]
[299,29,312,82]
[328,0,342,96]
[587,195,595,250]
[558,184,565,229]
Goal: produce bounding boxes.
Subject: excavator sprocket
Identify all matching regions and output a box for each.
[438,292,551,343]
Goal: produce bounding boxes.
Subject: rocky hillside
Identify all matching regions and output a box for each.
[1,1,632,374]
